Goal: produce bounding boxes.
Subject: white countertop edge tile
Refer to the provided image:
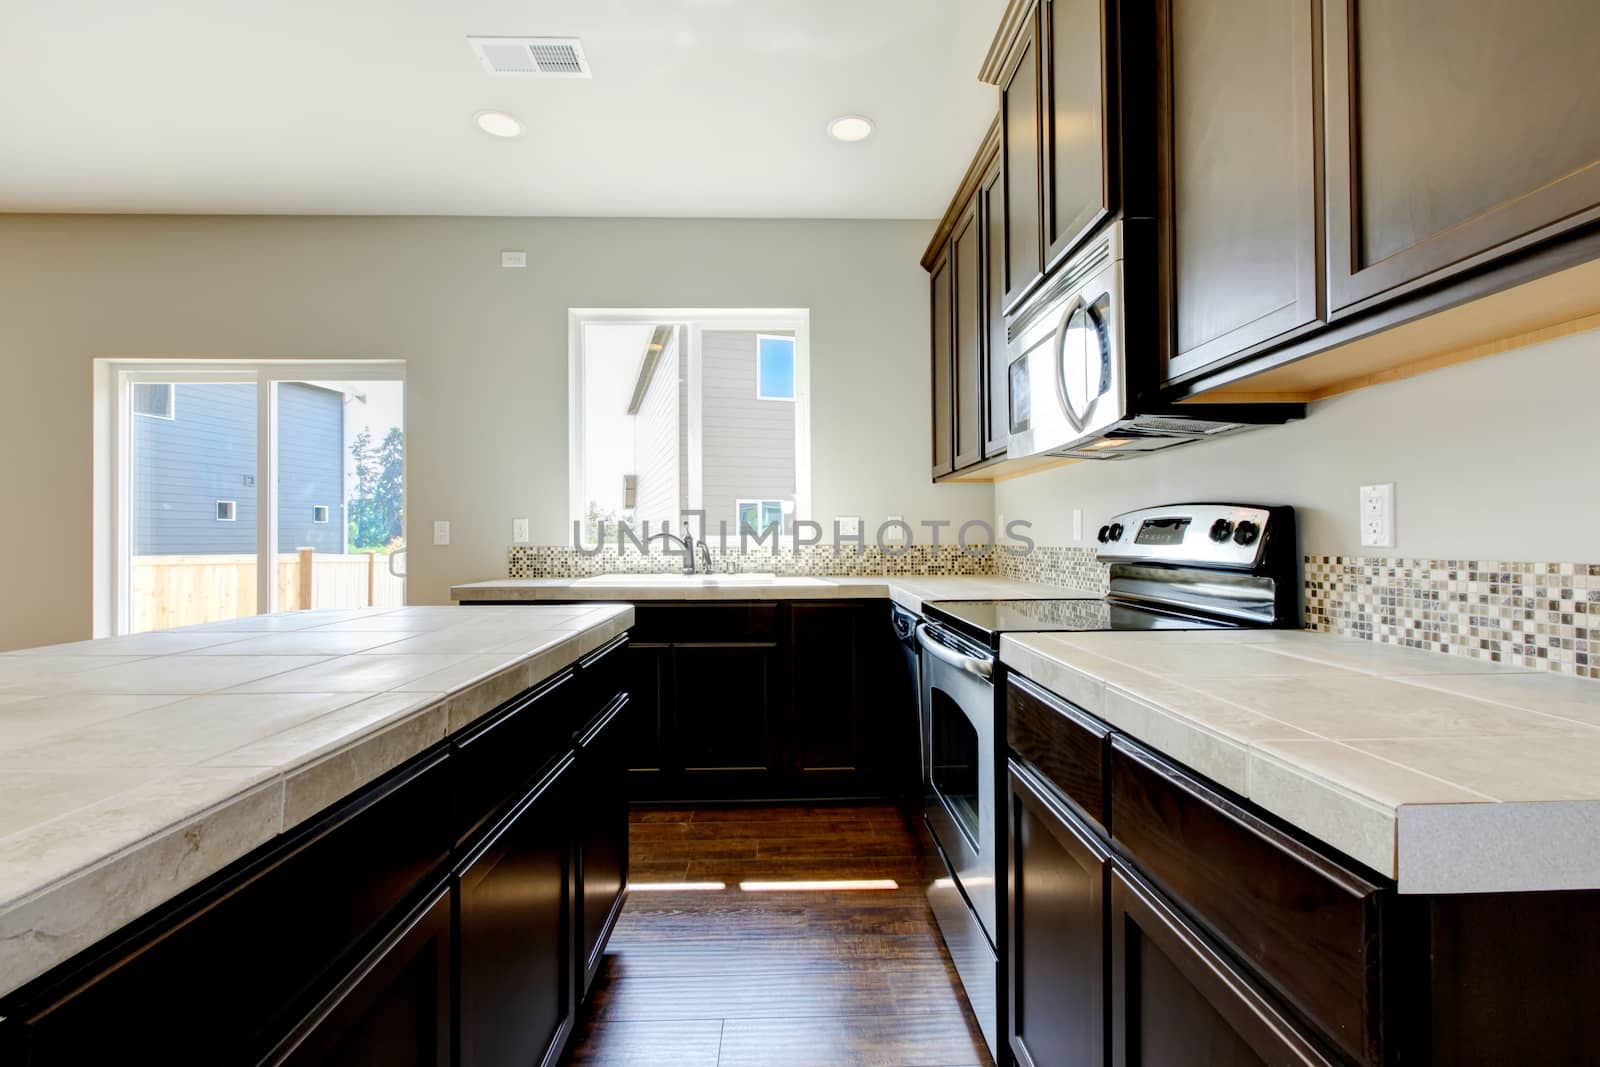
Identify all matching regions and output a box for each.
[1397,800,1600,894]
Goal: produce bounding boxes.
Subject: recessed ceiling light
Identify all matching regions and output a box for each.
[827,115,875,143]
[474,110,523,138]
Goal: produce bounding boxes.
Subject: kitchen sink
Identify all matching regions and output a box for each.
[571,573,833,587]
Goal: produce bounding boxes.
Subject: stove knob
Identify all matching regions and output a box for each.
[1108,523,1125,541]
[1097,525,1111,543]
[1209,518,1234,543]
[1232,520,1260,546]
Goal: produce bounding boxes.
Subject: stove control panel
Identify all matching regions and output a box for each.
[1095,504,1281,569]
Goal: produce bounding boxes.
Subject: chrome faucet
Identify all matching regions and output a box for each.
[644,522,708,574]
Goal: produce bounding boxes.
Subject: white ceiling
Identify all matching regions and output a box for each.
[0,0,1005,218]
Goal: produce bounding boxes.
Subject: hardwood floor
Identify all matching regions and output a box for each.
[566,804,995,1067]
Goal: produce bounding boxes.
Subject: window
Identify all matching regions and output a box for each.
[97,361,406,635]
[736,499,788,535]
[756,334,795,400]
[132,382,174,419]
[569,310,811,546]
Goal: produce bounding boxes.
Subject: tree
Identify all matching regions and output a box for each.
[348,426,404,551]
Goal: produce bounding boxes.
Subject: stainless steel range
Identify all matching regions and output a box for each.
[915,502,1299,1058]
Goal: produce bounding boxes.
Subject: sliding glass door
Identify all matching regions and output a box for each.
[113,363,405,634]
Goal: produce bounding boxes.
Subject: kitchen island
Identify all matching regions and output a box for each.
[0,603,633,1065]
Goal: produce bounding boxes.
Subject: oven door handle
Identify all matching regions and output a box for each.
[916,624,993,680]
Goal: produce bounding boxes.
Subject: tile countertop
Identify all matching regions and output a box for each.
[1000,628,1600,895]
[0,603,633,999]
[451,574,1094,612]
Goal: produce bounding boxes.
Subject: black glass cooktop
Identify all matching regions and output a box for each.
[923,598,1234,647]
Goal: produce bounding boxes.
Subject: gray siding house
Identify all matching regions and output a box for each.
[133,382,345,554]
[624,328,796,537]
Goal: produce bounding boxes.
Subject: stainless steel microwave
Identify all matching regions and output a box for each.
[1005,220,1303,460]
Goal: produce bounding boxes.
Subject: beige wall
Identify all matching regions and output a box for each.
[995,326,1600,560]
[0,214,994,650]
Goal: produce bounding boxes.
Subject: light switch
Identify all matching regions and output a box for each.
[1072,508,1083,542]
[835,516,862,537]
[512,518,530,544]
[433,520,451,546]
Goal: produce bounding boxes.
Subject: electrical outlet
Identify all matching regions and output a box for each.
[835,515,862,537]
[512,518,529,544]
[883,516,907,546]
[433,520,451,546]
[1359,484,1395,548]
[500,250,527,268]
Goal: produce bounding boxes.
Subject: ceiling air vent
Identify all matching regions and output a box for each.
[468,36,591,78]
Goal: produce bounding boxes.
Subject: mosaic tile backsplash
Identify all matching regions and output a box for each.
[506,544,994,579]
[1304,557,1598,680]
[505,546,1599,681]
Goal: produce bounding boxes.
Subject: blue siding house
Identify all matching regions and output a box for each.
[132,382,345,554]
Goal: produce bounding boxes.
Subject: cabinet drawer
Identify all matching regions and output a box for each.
[1110,737,1385,1066]
[452,670,576,847]
[1007,674,1109,832]
[628,602,780,644]
[576,633,629,727]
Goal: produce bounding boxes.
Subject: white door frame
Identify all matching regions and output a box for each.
[96,359,406,636]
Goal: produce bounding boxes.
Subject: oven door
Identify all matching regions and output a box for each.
[917,622,997,941]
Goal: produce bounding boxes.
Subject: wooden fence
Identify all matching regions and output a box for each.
[131,551,405,633]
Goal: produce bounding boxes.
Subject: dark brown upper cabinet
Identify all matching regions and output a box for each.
[929,245,955,479]
[999,7,1045,313]
[1324,0,1600,316]
[952,197,985,470]
[981,158,1010,458]
[1158,0,1323,384]
[1042,0,1115,270]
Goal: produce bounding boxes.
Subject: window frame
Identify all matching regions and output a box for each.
[215,500,238,522]
[94,359,406,637]
[735,498,789,536]
[754,333,797,402]
[568,309,812,548]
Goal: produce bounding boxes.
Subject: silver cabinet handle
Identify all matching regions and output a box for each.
[916,623,993,679]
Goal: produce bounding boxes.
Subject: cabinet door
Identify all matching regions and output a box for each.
[1000,5,1045,312]
[1042,0,1112,268]
[952,197,985,470]
[576,696,630,997]
[1325,0,1600,314]
[788,602,861,788]
[623,641,671,797]
[673,643,782,793]
[981,159,1009,458]
[457,756,576,1067]
[1160,0,1321,383]
[1008,760,1110,1067]
[271,885,452,1066]
[1111,866,1338,1067]
[930,245,955,479]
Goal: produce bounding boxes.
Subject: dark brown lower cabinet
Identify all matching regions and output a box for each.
[576,694,631,996]
[456,754,577,1067]
[622,601,909,802]
[1008,759,1109,1067]
[270,884,453,1066]
[1110,865,1337,1067]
